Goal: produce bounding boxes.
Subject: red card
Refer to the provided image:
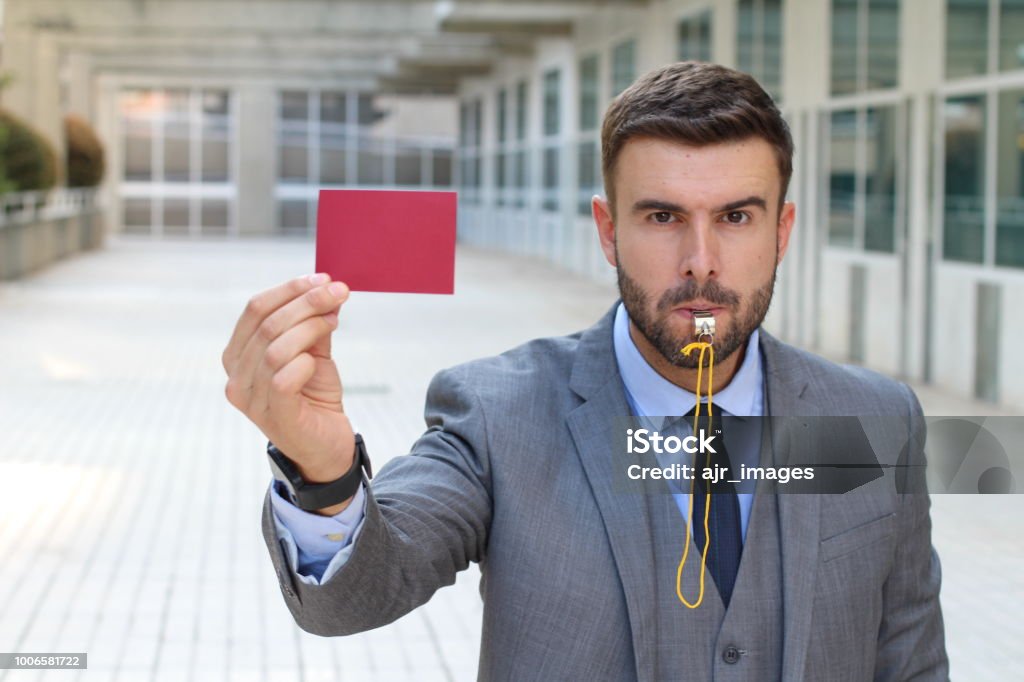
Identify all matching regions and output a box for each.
[315,189,457,294]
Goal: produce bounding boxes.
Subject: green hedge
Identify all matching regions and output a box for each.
[0,108,58,194]
[65,113,105,188]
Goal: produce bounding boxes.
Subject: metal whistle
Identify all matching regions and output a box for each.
[693,311,715,343]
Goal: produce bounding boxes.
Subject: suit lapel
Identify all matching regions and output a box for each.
[760,331,822,681]
[566,305,658,682]
[564,314,828,681]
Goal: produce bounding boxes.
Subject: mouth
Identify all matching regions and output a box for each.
[671,304,727,320]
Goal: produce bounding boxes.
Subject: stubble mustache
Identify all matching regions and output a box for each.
[655,279,742,313]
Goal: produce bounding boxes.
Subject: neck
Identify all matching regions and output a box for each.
[628,321,747,395]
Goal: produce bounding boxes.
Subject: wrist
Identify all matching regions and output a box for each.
[268,435,372,513]
[294,440,356,483]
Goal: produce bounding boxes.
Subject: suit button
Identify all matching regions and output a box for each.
[722,646,741,664]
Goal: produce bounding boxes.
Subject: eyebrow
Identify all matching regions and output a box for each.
[631,195,768,215]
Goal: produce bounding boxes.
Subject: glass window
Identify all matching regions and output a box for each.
[395,145,422,186]
[543,147,560,212]
[163,134,190,182]
[357,136,386,185]
[279,200,309,233]
[202,90,228,116]
[201,199,229,234]
[458,102,468,148]
[123,198,151,230]
[866,0,899,90]
[1000,0,1024,72]
[828,110,857,246]
[943,96,986,263]
[831,0,860,95]
[320,129,346,184]
[281,91,308,121]
[320,91,347,124]
[678,10,713,61]
[697,11,712,61]
[497,88,508,144]
[831,0,901,94]
[738,0,784,101]
[357,94,379,126]
[514,149,528,207]
[579,55,599,131]
[124,134,152,181]
[577,140,598,216]
[611,40,635,96]
[201,139,229,183]
[738,1,756,79]
[279,136,308,183]
[864,106,898,252]
[471,100,483,147]
[433,150,453,187]
[543,69,561,137]
[458,98,482,202]
[762,0,783,99]
[163,90,190,182]
[946,0,989,78]
[162,198,190,235]
[515,80,528,141]
[996,89,1024,267]
[201,90,230,183]
[496,151,507,206]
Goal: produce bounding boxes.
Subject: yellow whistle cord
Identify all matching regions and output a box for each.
[675,341,715,608]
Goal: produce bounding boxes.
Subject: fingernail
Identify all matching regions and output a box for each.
[328,282,347,297]
[307,273,329,285]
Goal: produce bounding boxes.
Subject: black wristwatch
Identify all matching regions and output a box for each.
[268,434,373,512]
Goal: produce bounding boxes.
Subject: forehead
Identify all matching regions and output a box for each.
[615,136,781,207]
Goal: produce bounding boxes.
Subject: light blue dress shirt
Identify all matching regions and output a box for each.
[611,303,764,540]
[271,302,765,583]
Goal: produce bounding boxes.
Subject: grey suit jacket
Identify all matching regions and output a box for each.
[262,304,948,681]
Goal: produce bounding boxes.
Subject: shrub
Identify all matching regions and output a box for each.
[0,108,58,193]
[64,113,105,188]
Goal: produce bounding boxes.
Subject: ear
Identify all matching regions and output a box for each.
[593,195,618,267]
[776,201,796,265]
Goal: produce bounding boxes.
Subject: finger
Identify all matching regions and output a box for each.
[310,306,342,359]
[260,351,317,427]
[251,313,339,418]
[261,314,338,380]
[222,273,328,374]
[232,282,348,402]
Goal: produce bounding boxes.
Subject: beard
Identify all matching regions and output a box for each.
[617,261,776,370]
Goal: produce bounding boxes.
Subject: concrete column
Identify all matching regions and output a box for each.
[34,35,64,164]
[67,51,94,119]
[235,81,278,235]
[902,0,945,382]
[782,1,831,350]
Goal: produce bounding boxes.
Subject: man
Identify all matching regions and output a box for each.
[222,62,948,680]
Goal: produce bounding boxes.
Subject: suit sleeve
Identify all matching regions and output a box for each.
[261,365,493,636]
[873,384,949,681]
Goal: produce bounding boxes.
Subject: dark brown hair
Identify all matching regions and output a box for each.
[601,61,793,215]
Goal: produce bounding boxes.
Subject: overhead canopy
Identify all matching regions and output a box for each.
[8,0,646,95]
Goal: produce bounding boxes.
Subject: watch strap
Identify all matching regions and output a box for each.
[268,434,372,512]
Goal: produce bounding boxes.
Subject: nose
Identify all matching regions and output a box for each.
[678,216,721,284]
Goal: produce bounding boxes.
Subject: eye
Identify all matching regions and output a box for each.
[650,211,676,224]
[723,211,750,225]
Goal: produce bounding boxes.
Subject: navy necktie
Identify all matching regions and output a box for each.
[687,407,743,608]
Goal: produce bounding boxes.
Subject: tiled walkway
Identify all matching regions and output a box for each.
[0,236,1020,681]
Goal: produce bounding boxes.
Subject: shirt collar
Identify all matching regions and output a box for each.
[612,301,762,418]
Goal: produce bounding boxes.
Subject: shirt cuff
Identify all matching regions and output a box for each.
[269,478,367,585]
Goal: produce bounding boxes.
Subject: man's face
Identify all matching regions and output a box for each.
[594,136,795,369]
